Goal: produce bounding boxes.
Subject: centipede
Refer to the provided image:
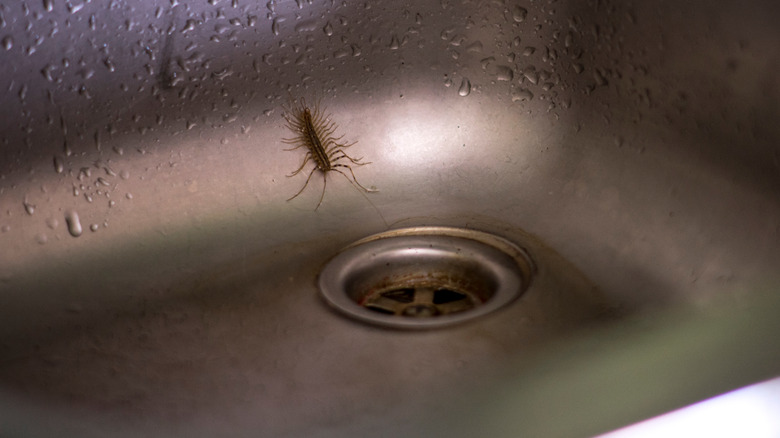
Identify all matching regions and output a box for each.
[281,96,377,210]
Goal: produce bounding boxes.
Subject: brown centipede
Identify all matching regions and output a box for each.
[281,96,377,210]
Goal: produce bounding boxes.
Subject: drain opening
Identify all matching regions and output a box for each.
[318,227,535,329]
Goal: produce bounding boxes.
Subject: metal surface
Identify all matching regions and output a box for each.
[318,226,533,328]
[0,0,779,436]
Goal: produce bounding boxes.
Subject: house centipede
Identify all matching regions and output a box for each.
[281,97,378,211]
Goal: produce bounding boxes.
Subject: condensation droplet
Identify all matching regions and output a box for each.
[512,6,527,22]
[294,19,317,33]
[496,65,513,81]
[53,155,64,173]
[23,199,35,215]
[511,88,534,102]
[458,78,471,97]
[65,210,82,237]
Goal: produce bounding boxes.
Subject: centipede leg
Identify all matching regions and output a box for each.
[330,150,368,166]
[333,164,377,193]
[288,152,312,176]
[315,171,327,210]
[287,167,318,202]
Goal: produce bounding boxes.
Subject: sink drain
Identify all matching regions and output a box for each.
[318,227,535,329]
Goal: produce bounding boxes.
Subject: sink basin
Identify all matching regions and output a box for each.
[1,0,779,436]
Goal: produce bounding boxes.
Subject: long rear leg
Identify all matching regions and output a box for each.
[329,148,368,165]
[287,167,318,201]
[333,164,378,192]
[315,171,327,210]
[288,152,312,176]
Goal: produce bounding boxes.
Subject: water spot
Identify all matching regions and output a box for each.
[65,210,82,237]
[466,41,482,52]
[458,78,471,97]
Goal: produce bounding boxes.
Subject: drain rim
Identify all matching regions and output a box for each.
[318,227,535,329]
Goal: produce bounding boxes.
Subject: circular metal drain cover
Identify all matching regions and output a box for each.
[318,227,535,329]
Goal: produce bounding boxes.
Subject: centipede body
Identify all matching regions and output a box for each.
[281,97,376,210]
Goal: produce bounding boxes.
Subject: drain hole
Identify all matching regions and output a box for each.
[318,227,535,329]
[363,285,478,318]
[433,289,467,305]
[381,288,415,303]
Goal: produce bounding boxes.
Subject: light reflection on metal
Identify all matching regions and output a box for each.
[600,377,780,438]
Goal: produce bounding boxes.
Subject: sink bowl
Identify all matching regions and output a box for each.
[1,0,779,436]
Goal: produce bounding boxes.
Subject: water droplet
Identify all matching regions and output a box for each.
[322,21,333,36]
[41,64,56,81]
[523,68,539,85]
[2,35,13,50]
[271,18,280,36]
[53,155,64,173]
[522,46,535,56]
[103,57,115,72]
[294,19,317,33]
[389,35,400,50]
[126,193,133,200]
[23,199,35,216]
[66,1,84,14]
[65,210,82,237]
[43,0,54,12]
[46,217,59,229]
[458,78,471,96]
[36,234,48,245]
[90,223,99,232]
[512,6,527,22]
[495,65,513,81]
[511,88,534,102]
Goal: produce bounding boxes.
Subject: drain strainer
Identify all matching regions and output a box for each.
[318,227,535,329]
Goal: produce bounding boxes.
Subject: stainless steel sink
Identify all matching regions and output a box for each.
[1,0,779,436]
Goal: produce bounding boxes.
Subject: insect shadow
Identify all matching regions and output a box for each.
[281,96,377,210]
